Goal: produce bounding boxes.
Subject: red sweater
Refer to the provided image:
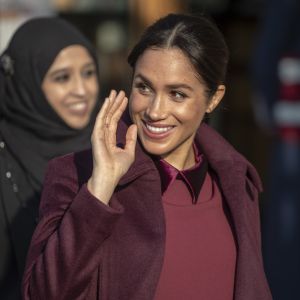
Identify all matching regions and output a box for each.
[154,157,236,299]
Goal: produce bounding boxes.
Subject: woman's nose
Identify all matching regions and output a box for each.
[72,75,86,96]
[146,95,168,121]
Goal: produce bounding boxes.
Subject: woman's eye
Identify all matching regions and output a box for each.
[170,90,187,100]
[136,82,151,94]
[53,73,70,83]
[82,68,96,78]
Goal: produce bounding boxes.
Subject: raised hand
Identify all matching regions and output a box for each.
[87,90,137,205]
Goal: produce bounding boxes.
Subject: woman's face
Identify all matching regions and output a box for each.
[130,48,225,169]
[42,45,99,129]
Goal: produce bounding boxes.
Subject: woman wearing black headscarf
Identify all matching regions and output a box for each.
[0,17,100,299]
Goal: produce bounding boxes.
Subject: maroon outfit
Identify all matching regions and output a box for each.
[22,122,272,300]
[154,157,236,300]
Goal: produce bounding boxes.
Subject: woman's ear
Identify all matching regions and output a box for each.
[205,85,225,113]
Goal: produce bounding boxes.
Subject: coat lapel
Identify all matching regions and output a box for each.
[197,123,271,299]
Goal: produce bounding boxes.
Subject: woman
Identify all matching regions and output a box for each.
[22,14,272,299]
[0,17,99,299]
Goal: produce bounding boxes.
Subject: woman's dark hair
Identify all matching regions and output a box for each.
[128,13,229,98]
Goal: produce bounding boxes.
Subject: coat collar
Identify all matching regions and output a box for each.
[197,123,262,192]
[117,120,262,193]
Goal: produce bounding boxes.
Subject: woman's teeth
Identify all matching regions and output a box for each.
[69,102,87,111]
[146,123,173,133]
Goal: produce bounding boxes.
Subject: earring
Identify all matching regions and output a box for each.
[206,106,212,113]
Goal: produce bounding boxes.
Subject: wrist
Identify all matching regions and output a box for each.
[87,175,118,205]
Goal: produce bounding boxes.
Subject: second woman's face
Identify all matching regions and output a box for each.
[42,45,99,129]
[130,48,224,169]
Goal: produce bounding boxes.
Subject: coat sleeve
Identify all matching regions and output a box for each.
[22,157,124,300]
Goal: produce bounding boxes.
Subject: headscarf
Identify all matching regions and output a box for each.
[0,17,100,191]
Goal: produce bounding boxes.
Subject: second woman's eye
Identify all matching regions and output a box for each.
[82,68,96,78]
[53,73,70,83]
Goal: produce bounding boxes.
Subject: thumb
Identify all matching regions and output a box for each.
[124,124,137,154]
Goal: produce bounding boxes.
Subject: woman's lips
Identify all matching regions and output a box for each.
[66,101,88,116]
[141,121,174,139]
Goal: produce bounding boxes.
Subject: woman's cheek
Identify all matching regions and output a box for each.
[175,102,201,122]
[129,93,148,114]
[129,94,141,123]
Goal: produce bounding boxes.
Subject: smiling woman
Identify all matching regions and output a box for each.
[130,48,224,169]
[22,14,272,300]
[0,17,100,299]
[42,45,98,129]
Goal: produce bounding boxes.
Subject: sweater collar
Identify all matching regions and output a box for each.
[153,144,208,204]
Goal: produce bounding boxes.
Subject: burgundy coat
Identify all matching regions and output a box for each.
[22,122,272,300]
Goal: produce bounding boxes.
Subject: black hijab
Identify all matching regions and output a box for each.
[0,17,100,191]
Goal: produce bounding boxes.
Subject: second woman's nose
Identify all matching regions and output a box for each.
[71,74,87,97]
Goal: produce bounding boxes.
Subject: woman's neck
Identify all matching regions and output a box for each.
[162,144,196,171]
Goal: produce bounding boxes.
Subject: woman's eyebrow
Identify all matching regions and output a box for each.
[82,62,96,68]
[136,75,194,93]
[48,61,96,77]
[166,83,193,91]
[48,68,70,77]
[134,74,193,91]
[133,73,153,86]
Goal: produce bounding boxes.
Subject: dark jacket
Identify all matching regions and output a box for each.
[0,134,39,300]
[22,122,272,300]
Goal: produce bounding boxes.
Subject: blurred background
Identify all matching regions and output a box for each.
[1,0,299,299]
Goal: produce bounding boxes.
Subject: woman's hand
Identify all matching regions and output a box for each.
[87,90,137,205]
